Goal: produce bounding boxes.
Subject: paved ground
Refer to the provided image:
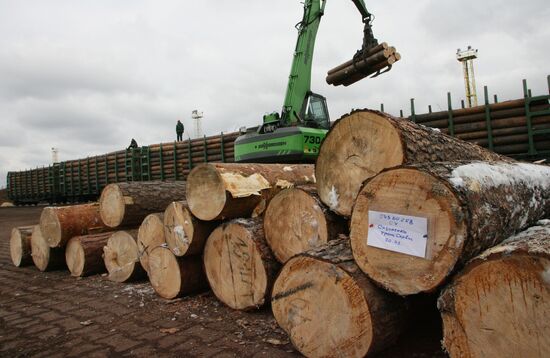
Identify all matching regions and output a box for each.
[0,206,446,357]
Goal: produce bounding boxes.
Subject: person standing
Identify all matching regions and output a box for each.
[176,120,184,141]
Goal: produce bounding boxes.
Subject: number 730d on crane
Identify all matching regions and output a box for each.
[234,0,400,163]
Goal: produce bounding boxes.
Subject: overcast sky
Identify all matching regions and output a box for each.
[0,0,549,187]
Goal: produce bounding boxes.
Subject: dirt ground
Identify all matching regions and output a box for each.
[0,206,446,357]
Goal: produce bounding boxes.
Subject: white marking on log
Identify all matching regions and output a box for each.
[221,173,271,198]
[327,186,339,211]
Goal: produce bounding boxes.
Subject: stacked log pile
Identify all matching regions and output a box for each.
[326,43,401,87]
[411,98,550,155]
[7,108,550,357]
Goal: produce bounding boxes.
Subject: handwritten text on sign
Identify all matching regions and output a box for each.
[367,211,428,258]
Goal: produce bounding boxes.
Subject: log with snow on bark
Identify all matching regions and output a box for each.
[350,160,550,295]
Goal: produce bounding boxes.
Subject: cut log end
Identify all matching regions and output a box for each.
[164,201,195,256]
[148,247,206,299]
[10,226,33,267]
[264,188,330,263]
[99,184,126,228]
[186,164,227,221]
[316,111,404,217]
[441,255,550,358]
[31,225,65,272]
[39,207,62,247]
[350,168,466,295]
[272,255,374,358]
[137,213,165,273]
[204,223,270,310]
[65,238,85,277]
[104,230,144,283]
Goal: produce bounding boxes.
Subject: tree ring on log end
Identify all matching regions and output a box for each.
[10,228,23,266]
[104,231,140,283]
[264,188,329,263]
[187,164,226,221]
[204,225,268,310]
[40,207,62,247]
[65,238,85,277]
[31,226,51,272]
[316,111,404,217]
[148,246,182,299]
[164,201,194,256]
[272,256,372,358]
[442,256,550,358]
[350,168,466,295]
[99,184,125,228]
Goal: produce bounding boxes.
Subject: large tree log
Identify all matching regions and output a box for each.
[350,161,550,295]
[103,230,145,283]
[316,110,506,217]
[186,163,315,221]
[10,226,34,267]
[40,203,106,248]
[264,185,348,263]
[148,247,207,299]
[438,222,550,358]
[31,225,65,272]
[65,232,113,277]
[271,239,407,358]
[137,213,165,273]
[203,218,280,310]
[164,201,217,256]
[99,181,186,228]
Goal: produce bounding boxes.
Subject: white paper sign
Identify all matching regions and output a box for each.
[367,211,428,258]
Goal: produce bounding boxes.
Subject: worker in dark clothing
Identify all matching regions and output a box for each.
[176,120,184,141]
[128,138,138,149]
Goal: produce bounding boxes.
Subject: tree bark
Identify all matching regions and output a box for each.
[203,217,280,310]
[438,221,550,358]
[40,203,107,248]
[148,247,207,299]
[10,226,34,267]
[264,185,348,263]
[65,232,113,277]
[350,161,550,295]
[164,201,218,257]
[31,225,65,272]
[271,239,407,358]
[99,181,186,228]
[103,230,145,283]
[137,213,165,273]
[187,163,316,221]
[316,109,507,217]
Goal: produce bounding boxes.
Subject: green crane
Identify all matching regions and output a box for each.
[234,0,392,163]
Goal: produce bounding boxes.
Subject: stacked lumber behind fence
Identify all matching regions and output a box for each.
[350,161,550,295]
[438,222,550,358]
[272,239,407,358]
[410,98,550,155]
[7,131,238,204]
[316,110,505,217]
